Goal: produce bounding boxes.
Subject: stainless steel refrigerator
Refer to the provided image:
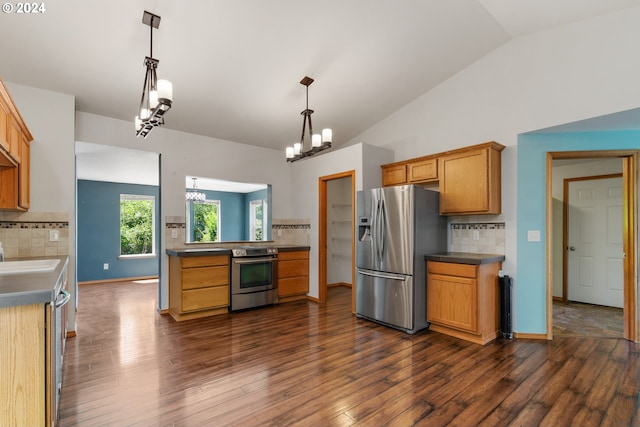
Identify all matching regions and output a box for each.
[356,184,446,334]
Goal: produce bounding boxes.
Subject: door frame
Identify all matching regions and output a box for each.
[546,151,637,341]
[562,173,623,301]
[318,170,356,311]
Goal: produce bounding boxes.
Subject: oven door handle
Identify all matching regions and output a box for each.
[232,257,277,264]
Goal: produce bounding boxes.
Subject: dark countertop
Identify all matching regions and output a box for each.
[425,252,505,265]
[166,248,232,257]
[276,245,310,252]
[0,256,70,308]
[166,245,309,256]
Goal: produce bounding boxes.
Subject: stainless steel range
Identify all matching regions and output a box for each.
[230,246,278,311]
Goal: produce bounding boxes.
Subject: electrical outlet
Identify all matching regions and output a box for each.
[171,229,178,239]
[277,230,283,237]
[103,263,109,270]
[49,230,59,242]
[473,230,480,240]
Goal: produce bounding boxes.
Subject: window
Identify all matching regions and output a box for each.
[250,199,267,241]
[120,194,155,256]
[188,200,220,242]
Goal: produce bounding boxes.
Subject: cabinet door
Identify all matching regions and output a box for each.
[439,146,502,215]
[18,137,29,210]
[427,273,478,333]
[381,164,407,187]
[408,158,437,183]
[0,94,9,153]
[8,116,21,162]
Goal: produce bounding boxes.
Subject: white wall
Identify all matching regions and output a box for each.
[6,82,77,328]
[75,112,293,312]
[290,143,393,297]
[344,7,640,301]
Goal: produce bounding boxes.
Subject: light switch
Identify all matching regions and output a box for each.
[527,230,541,242]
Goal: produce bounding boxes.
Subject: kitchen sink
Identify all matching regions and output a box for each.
[0,259,60,275]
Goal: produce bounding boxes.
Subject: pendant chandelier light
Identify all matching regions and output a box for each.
[135,11,173,138]
[285,76,332,162]
[186,178,206,202]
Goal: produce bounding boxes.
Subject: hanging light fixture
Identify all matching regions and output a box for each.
[285,76,332,162]
[135,11,173,138]
[186,177,206,202]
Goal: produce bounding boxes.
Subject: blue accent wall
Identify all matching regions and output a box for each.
[77,180,160,282]
[516,130,640,333]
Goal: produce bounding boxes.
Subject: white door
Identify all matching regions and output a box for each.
[567,177,623,308]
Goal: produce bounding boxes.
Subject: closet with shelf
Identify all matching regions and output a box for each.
[327,179,353,287]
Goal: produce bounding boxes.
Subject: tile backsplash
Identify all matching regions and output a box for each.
[164,217,311,249]
[0,211,69,258]
[448,217,505,254]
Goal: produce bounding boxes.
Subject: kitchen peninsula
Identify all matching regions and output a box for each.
[166,245,310,321]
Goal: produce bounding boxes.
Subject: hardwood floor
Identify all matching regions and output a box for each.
[60,281,640,426]
[553,300,624,338]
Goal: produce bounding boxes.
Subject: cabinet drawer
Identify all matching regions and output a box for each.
[408,158,437,182]
[278,251,309,261]
[181,286,229,312]
[182,265,229,290]
[278,276,309,297]
[428,261,477,278]
[278,259,309,278]
[181,255,228,268]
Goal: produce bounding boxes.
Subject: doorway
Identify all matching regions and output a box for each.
[75,142,161,311]
[547,151,636,341]
[318,170,355,311]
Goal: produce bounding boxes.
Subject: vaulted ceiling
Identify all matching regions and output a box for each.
[1,0,638,152]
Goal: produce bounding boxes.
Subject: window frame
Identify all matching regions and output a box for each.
[119,194,156,258]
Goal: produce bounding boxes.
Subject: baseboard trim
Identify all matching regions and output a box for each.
[513,332,549,340]
[306,295,321,303]
[78,276,159,285]
[328,282,352,288]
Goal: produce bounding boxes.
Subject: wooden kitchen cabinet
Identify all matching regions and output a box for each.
[277,250,309,303]
[381,163,407,187]
[0,78,33,210]
[408,158,438,183]
[438,141,504,215]
[169,254,230,321]
[427,260,501,345]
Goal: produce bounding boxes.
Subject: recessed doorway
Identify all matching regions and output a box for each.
[547,151,636,341]
[318,170,355,311]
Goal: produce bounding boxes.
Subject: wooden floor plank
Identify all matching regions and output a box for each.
[57,281,640,426]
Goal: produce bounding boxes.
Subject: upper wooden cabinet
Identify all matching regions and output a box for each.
[0,78,33,211]
[380,141,504,215]
[381,163,407,187]
[438,142,503,215]
[408,158,437,183]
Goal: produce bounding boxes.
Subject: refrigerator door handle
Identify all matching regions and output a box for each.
[379,198,386,263]
[358,269,408,281]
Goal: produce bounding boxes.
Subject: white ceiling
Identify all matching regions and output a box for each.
[2,0,638,155]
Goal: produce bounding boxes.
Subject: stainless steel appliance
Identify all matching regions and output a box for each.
[50,261,70,422]
[356,185,446,334]
[230,247,278,311]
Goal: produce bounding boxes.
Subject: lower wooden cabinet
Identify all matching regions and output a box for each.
[277,250,309,302]
[427,260,501,345]
[169,254,230,321]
